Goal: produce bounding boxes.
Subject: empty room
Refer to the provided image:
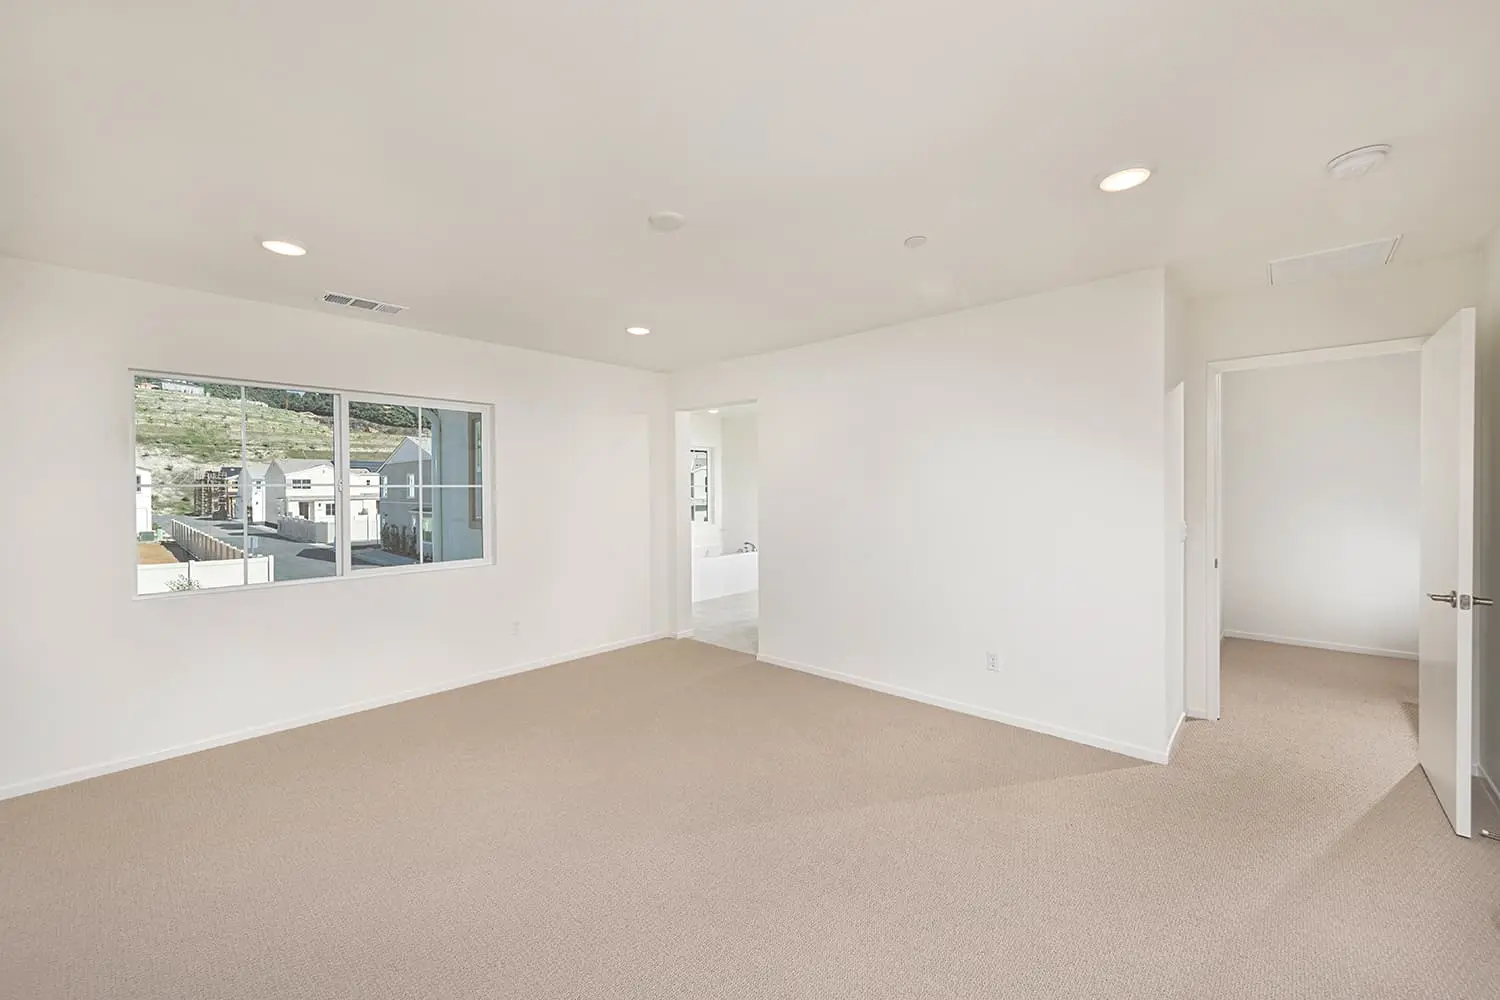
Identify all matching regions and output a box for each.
[1216,346,1427,823]
[3,3,1500,999]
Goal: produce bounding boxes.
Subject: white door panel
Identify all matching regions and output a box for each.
[1418,308,1477,838]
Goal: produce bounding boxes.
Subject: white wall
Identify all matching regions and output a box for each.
[0,257,672,798]
[1184,252,1484,717]
[1164,382,1186,745]
[673,269,1172,760]
[1164,281,1188,740]
[719,409,759,553]
[1220,354,1421,658]
[1480,227,1500,790]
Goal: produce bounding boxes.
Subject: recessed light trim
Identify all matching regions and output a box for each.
[1098,167,1152,193]
[626,326,650,336]
[904,235,928,249]
[261,239,307,256]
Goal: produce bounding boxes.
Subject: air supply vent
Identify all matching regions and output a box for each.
[1267,236,1401,287]
[321,291,407,316]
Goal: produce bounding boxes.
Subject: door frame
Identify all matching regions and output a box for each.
[1202,336,1428,719]
[673,401,759,639]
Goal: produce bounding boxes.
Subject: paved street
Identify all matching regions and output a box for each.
[157,515,417,581]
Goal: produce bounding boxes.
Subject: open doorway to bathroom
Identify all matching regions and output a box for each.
[687,403,758,653]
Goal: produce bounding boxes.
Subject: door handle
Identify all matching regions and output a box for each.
[1475,596,1494,607]
[1428,590,1458,606]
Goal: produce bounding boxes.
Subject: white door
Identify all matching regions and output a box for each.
[1418,307,1478,838]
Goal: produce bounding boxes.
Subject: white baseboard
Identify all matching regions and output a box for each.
[674,628,696,639]
[1479,764,1500,812]
[1166,713,1188,761]
[757,654,1169,764]
[1221,630,1416,661]
[0,632,669,802]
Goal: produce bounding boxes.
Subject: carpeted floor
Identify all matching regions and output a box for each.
[2,638,1498,998]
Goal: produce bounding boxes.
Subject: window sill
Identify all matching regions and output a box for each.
[132,555,495,602]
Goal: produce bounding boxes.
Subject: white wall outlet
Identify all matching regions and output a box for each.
[986,651,1001,672]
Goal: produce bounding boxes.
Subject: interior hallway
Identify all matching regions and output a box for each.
[2,638,1497,999]
[691,590,758,654]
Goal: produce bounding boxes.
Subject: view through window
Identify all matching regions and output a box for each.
[690,448,711,522]
[133,373,488,596]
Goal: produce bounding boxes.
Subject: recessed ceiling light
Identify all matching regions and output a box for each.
[707,408,720,414]
[647,211,686,233]
[626,326,650,336]
[1326,144,1391,180]
[1098,167,1152,193]
[261,239,307,256]
[904,235,928,249]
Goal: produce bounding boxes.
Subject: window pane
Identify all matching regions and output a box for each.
[350,486,484,571]
[426,487,485,562]
[349,402,421,466]
[424,407,484,488]
[134,376,246,496]
[136,487,256,594]
[690,448,711,523]
[355,424,430,572]
[353,497,426,571]
[248,388,339,581]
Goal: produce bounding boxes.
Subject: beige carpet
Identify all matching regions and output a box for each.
[3,638,1498,998]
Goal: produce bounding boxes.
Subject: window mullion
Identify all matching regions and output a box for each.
[336,392,350,577]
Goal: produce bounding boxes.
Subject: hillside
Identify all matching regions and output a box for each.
[134,386,411,493]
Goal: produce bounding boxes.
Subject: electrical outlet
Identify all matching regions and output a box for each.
[986,651,1001,672]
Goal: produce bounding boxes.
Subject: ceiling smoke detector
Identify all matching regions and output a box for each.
[647,211,686,233]
[321,291,407,315]
[1326,144,1391,180]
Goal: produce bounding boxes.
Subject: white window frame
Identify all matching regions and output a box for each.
[131,370,494,599]
[689,447,713,523]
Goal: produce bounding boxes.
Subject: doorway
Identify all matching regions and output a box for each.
[1203,314,1481,838]
[682,402,759,654]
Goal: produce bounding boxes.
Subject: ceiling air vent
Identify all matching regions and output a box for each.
[1267,236,1401,287]
[321,291,407,316]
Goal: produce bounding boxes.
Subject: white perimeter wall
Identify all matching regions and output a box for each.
[673,269,1172,760]
[1184,251,1484,717]
[719,409,759,554]
[0,257,672,798]
[1481,227,1500,790]
[1221,354,1421,658]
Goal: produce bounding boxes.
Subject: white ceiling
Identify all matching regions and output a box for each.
[3,1,1498,371]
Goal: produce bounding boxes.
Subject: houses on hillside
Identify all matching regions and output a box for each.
[367,417,482,563]
[233,463,269,523]
[135,467,153,535]
[377,436,432,549]
[264,460,380,542]
[161,413,480,561]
